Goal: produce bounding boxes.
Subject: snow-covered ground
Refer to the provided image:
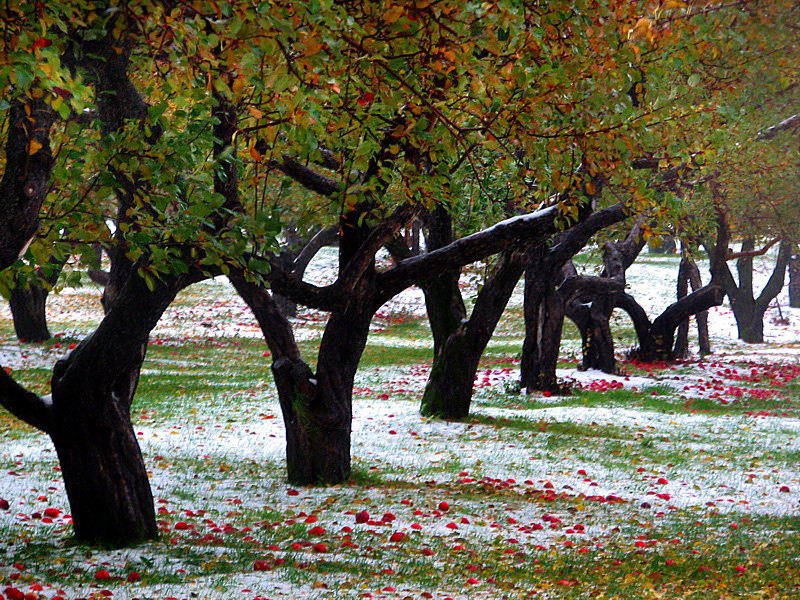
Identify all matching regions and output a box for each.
[1,248,799,599]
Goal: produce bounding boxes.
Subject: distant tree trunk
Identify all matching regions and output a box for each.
[673,254,710,357]
[9,283,51,342]
[384,206,466,361]
[565,221,646,373]
[568,296,618,373]
[673,257,692,357]
[789,244,800,308]
[520,203,627,390]
[9,257,68,342]
[718,238,791,343]
[420,208,466,360]
[421,249,526,419]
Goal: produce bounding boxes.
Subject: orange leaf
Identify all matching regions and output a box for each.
[28,139,43,155]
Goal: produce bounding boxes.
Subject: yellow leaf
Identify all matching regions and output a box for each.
[585,180,596,195]
[249,146,262,162]
[629,18,652,41]
[383,4,405,24]
[232,76,245,102]
[28,139,43,155]
[248,106,263,119]
[303,36,323,57]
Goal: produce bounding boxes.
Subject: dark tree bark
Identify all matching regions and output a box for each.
[790,245,800,308]
[9,281,52,342]
[673,253,711,357]
[8,255,68,342]
[420,249,527,418]
[565,221,647,373]
[618,201,731,361]
[232,207,387,484]
[520,203,628,391]
[716,237,791,343]
[0,100,57,271]
[48,268,186,543]
[0,24,215,546]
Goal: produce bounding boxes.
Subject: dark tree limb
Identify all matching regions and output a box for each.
[0,368,52,433]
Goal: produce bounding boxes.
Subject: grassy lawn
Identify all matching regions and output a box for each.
[2,256,800,598]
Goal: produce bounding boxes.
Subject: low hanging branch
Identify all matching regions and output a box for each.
[725,237,781,261]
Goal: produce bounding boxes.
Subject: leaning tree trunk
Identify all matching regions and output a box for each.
[45,258,186,544]
[49,354,156,544]
[421,250,526,419]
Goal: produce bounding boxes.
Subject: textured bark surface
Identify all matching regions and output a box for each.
[421,250,526,419]
[521,203,628,388]
[0,100,57,271]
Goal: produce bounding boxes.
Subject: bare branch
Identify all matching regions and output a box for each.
[0,368,53,433]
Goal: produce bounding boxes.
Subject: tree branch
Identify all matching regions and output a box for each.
[376,205,559,303]
[0,368,52,433]
[725,237,780,260]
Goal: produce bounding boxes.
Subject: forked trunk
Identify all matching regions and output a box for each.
[569,296,617,374]
[421,251,525,418]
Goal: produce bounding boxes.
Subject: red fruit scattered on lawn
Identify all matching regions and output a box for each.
[389,531,406,542]
[467,577,479,584]
[309,525,326,536]
[43,507,60,518]
[355,510,369,523]
[95,569,111,580]
[127,571,141,582]
[253,560,270,571]
[313,543,327,553]
[174,521,189,530]
[779,485,790,492]
[657,477,668,485]
[438,501,449,511]
[0,498,9,510]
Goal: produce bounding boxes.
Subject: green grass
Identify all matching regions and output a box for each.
[3,276,800,598]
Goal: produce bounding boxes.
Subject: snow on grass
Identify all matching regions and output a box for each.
[2,249,800,598]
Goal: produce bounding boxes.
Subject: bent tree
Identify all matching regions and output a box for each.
[2,0,797,543]
[1,10,253,544]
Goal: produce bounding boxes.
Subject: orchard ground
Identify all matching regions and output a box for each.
[2,249,800,599]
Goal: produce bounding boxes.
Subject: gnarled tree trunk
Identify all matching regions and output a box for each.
[421,249,526,418]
